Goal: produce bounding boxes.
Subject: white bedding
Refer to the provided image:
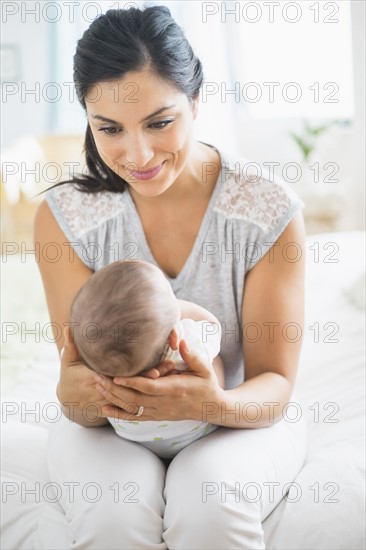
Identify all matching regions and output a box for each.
[1,231,365,549]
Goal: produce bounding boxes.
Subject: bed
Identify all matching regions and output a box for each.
[1,231,365,549]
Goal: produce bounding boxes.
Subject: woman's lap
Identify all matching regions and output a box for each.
[42,413,307,549]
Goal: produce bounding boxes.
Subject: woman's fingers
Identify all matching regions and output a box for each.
[110,343,212,394]
[178,339,211,375]
[101,404,151,421]
[95,378,147,406]
[111,374,176,395]
[93,341,216,424]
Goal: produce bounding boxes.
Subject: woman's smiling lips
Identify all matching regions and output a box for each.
[129,162,165,181]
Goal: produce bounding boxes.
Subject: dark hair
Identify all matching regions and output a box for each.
[39,5,203,196]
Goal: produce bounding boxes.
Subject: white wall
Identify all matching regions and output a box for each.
[1,3,52,147]
[348,0,366,230]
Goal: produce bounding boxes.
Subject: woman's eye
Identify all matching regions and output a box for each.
[97,120,172,135]
[149,120,173,130]
[98,127,121,135]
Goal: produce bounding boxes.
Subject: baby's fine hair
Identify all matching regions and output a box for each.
[70,261,179,376]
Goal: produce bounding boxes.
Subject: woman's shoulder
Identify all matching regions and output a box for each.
[214,150,305,234]
[45,183,128,240]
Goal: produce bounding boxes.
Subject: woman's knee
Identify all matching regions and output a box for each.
[47,421,168,549]
[67,488,166,550]
[163,440,265,549]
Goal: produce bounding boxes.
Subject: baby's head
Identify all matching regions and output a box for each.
[70,261,179,377]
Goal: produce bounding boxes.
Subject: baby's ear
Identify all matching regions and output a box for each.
[168,327,179,350]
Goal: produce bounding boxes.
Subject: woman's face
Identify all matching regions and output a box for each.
[85,68,198,198]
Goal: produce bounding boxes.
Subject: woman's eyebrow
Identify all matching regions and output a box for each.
[91,105,176,125]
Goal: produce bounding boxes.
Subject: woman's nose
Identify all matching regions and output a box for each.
[121,134,154,170]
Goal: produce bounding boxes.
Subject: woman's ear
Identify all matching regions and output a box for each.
[168,327,179,350]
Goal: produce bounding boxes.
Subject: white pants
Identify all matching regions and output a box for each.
[39,412,307,550]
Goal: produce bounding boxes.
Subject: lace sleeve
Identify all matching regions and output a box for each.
[45,184,127,241]
[213,172,304,234]
[213,161,305,272]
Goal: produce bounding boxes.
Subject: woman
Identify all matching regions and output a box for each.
[34,5,307,549]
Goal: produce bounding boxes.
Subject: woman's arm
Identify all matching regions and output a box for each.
[33,199,109,427]
[207,210,306,427]
[177,215,305,413]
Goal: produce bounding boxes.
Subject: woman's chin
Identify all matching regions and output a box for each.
[127,179,174,198]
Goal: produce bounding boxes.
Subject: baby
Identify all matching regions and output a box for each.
[70,260,224,459]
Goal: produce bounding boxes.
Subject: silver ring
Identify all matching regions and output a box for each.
[135,405,144,417]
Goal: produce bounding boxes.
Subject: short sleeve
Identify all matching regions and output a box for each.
[44,184,128,270]
[213,161,305,273]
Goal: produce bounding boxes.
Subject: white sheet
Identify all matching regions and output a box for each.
[1,231,365,549]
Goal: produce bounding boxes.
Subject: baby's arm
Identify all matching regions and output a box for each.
[144,299,224,385]
[178,299,224,388]
[177,299,220,325]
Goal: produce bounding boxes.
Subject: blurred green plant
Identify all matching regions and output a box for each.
[290,120,337,162]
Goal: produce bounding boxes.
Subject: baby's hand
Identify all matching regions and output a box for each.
[142,361,176,379]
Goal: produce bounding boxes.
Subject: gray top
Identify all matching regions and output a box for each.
[45,144,304,390]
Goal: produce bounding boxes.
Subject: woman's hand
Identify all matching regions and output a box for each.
[95,340,225,422]
[57,327,111,427]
